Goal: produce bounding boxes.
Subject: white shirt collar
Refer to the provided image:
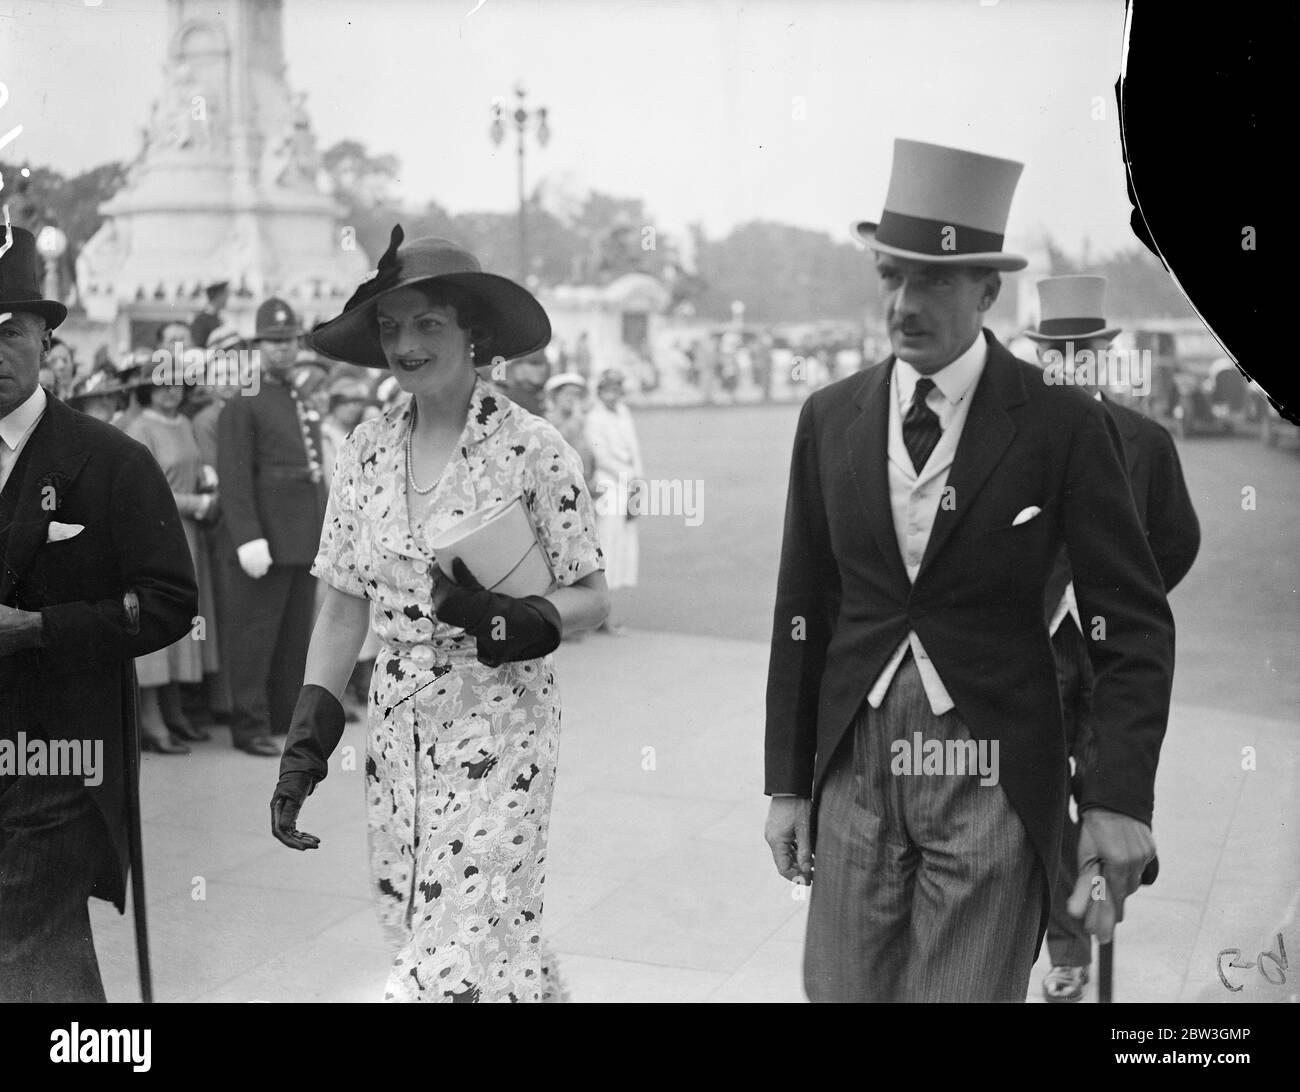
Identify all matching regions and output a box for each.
[893,331,988,412]
[0,385,48,450]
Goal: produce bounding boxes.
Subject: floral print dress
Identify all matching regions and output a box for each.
[312,379,603,1002]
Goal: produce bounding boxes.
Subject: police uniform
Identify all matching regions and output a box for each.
[216,300,327,753]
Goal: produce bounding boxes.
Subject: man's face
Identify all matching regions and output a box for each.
[1035,337,1114,383]
[257,336,301,378]
[0,311,49,415]
[876,255,996,373]
[510,361,548,393]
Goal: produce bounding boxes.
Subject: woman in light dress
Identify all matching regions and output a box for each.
[269,227,608,1002]
[584,369,643,635]
[124,374,219,753]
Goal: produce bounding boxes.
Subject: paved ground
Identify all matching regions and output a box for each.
[90,419,1299,1004]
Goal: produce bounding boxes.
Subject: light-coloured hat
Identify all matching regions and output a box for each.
[544,371,588,396]
[1024,275,1122,343]
[852,139,1027,271]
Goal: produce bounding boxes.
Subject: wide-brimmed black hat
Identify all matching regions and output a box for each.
[0,225,68,330]
[308,225,551,370]
[66,369,130,407]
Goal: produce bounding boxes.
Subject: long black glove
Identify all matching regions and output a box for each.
[436,558,562,668]
[270,684,346,851]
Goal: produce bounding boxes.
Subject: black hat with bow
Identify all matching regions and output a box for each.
[307,225,550,370]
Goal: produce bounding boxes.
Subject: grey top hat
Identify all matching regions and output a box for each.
[1024,275,1122,342]
[852,139,1028,271]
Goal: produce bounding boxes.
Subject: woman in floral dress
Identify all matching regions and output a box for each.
[269,227,608,1003]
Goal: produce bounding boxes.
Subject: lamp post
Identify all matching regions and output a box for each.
[490,84,550,281]
[35,222,68,304]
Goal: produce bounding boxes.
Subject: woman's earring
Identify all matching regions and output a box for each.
[469,340,476,361]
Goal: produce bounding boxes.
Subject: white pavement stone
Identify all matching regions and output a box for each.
[88,629,1299,1004]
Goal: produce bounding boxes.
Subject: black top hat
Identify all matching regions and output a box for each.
[252,298,302,340]
[308,225,551,370]
[0,225,68,330]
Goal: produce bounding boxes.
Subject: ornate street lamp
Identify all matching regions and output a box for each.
[490,84,550,281]
[35,222,68,304]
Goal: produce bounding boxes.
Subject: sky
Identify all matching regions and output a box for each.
[1,0,1138,256]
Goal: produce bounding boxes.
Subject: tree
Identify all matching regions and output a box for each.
[0,158,128,296]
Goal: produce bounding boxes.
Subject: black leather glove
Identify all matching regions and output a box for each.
[436,558,562,668]
[271,684,346,850]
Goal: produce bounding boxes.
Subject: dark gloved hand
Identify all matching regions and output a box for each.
[271,684,346,851]
[435,558,562,668]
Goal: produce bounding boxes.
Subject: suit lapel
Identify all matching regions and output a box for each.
[917,335,1025,577]
[845,363,909,587]
[0,399,92,604]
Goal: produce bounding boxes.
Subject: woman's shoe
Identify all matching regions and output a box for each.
[142,734,191,756]
[160,684,210,741]
[166,717,211,742]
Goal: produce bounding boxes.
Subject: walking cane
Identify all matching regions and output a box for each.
[121,658,153,1003]
[1097,857,1159,1004]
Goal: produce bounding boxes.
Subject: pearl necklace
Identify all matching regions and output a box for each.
[405,406,438,495]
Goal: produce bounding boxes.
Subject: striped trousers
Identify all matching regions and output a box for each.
[804,656,1042,1002]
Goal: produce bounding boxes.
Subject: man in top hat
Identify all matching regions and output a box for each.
[763,139,1175,1001]
[1026,275,1200,1001]
[216,298,327,756]
[190,280,230,351]
[0,226,196,1000]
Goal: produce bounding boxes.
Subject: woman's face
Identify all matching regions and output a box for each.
[598,383,622,410]
[553,386,583,415]
[376,288,475,398]
[47,343,74,384]
[153,383,185,415]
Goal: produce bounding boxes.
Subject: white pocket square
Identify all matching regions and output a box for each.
[1011,506,1042,527]
[46,521,85,543]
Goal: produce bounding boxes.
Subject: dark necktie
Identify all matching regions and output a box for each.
[903,377,942,473]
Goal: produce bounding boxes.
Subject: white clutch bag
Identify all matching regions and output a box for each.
[427,495,555,598]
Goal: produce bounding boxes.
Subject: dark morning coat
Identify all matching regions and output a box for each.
[214,377,327,564]
[1043,394,1201,617]
[764,331,1176,934]
[0,395,197,909]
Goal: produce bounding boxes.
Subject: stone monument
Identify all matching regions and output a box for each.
[77,0,369,348]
